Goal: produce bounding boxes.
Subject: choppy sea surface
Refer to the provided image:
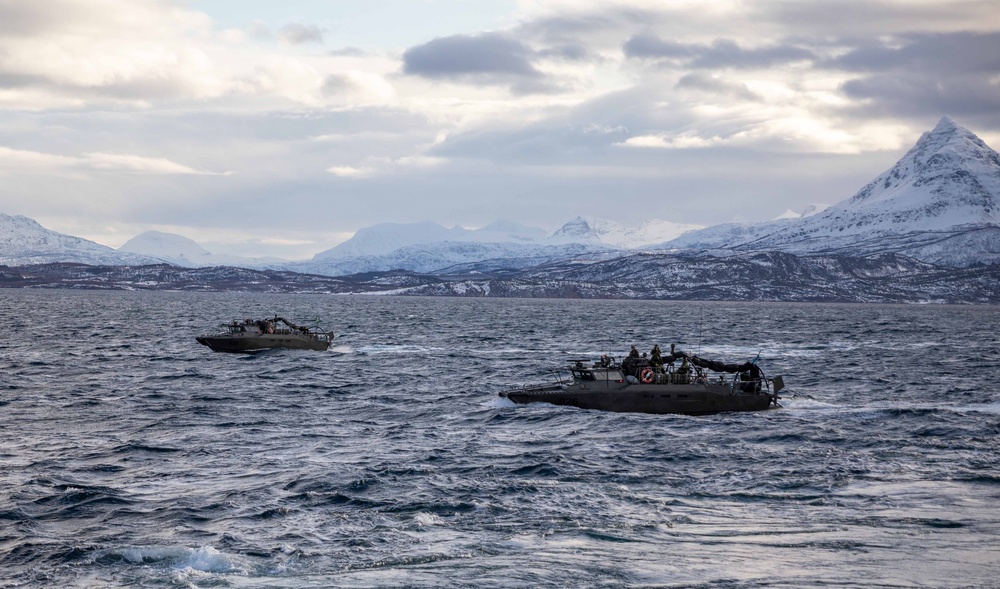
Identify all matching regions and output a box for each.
[1,290,999,588]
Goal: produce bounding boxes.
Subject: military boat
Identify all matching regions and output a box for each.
[499,346,784,415]
[196,316,334,353]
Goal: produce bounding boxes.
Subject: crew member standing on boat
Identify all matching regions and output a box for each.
[650,344,662,368]
[628,345,640,359]
[678,356,691,383]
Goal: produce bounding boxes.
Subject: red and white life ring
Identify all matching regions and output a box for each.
[639,367,654,384]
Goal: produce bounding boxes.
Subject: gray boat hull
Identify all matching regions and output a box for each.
[196,333,330,353]
[500,382,775,415]
[197,316,333,353]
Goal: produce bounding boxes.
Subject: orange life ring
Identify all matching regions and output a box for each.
[639,367,654,384]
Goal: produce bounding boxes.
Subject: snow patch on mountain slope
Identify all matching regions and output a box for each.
[306,216,701,275]
[313,220,555,261]
[314,222,464,260]
[772,205,829,220]
[547,216,702,247]
[292,240,611,276]
[0,213,160,266]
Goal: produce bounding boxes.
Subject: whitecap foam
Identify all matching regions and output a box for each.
[94,545,249,575]
[181,546,247,574]
[415,512,444,526]
[779,397,841,411]
[356,344,437,355]
[498,534,544,549]
[488,396,518,408]
[949,402,1000,415]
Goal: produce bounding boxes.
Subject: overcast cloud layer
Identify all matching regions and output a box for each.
[1,0,998,259]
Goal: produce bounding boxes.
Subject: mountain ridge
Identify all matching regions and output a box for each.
[119,230,288,268]
[6,251,999,304]
[663,116,1000,266]
[0,214,160,267]
[3,116,999,274]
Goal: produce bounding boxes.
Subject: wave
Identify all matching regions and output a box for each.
[90,545,252,575]
[356,344,440,355]
[950,401,1000,415]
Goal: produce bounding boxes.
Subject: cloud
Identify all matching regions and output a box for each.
[403,32,541,79]
[401,31,569,94]
[689,39,815,69]
[247,20,271,40]
[0,146,225,175]
[675,72,760,100]
[615,128,771,150]
[537,44,592,61]
[623,34,815,69]
[841,75,1000,120]
[0,0,206,38]
[329,46,368,57]
[0,146,78,170]
[248,57,326,106]
[828,32,1000,119]
[327,165,375,178]
[0,2,380,110]
[752,0,1000,36]
[0,0,228,108]
[320,71,394,103]
[84,152,227,175]
[622,34,692,60]
[326,155,445,179]
[613,122,856,152]
[0,72,50,89]
[278,23,325,45]
[827,32,1000,75]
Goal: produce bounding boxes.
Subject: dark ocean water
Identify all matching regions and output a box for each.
[2,290,999,588]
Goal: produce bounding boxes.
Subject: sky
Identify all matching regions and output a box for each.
[1,0,999,260]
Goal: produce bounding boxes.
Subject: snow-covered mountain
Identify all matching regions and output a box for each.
[119,231,211,266]
[313,220,548,261]
[663,117,1000,266]
[529,216,702,247]
[315,222,465,260]
[318,217,700,261]
[662,205,827,251]
[547,216,601,244]
[772,204,830,220]
[119,230,288,268]
[302,216,700,275]
[291,240,614,276]
[0,213,160,266]
[0,213,696,275]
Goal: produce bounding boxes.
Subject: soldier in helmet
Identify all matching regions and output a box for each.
[677,356,691,383]
[650,344,662,368]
